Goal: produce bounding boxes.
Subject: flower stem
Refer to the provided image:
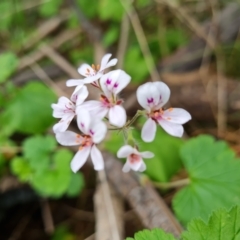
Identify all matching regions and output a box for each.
[152,178,190,190]
[125,110,145,128]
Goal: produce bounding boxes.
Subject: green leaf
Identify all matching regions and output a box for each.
[99,0,124,21]
[0,82,57,135]
[0,52,18,83]
[173,135,240,226]
[23,135,57,171]
[31,149,73,198]
[76,0,98,19]
[182,206,240,240]
[66,172,85,197]
[126,228,176,240]
[11,157,33,182]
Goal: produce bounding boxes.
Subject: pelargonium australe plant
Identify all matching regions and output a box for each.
[51,53,191,173]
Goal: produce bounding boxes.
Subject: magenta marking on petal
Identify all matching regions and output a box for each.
[106,78,111,85]
[90,129,94,135]
[114,83,118,88]
[147,98,154,104]
[81,123,84,128]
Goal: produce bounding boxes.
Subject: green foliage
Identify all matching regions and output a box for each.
[76,0,98,19]
[0,2,13,31]
[126,228,176,240]
[173,135,240,226]
[127,206,240,240]
[39,0,63,17]
[0,82,57,135]
[11,135,84,198]
[105,119,183,182]
[99,0,124,21]
[0,52,18,83]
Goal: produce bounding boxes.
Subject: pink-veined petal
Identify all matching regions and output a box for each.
[71,85,88,104]
[99,53,112,71]
[136,82,171,111]
[77,63,93,77]
[77,108,91,134]
[122,162,131,172]
[138,162,146,172]
[109,105,126,127]
[77,100,108,119]
[154,81,171,109]
[90,120,107,144]
[140,151,154,159]
[127,156,143,171]
[51,96,72,118]
[70,147,91,173]
[100,70,130,97]
[141,118,157,142]
[90,145,104,170]
[55,131,83,146]
[162,108,191,124]
[117,145,134,158]
[53,114,74,133]
[158,119,184,137]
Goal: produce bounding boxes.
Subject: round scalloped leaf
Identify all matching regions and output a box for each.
[31,149,73,198]
[0,82,56,135]
[182,206,240,240]
[173,135,240,226]
[10,157,33,182]
[23,135,57,172]
[126,228,176,240]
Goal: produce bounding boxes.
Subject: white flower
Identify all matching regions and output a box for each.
[66,53,118,87]
[117,145,154,172]
[77,69,131,127]
[136,81,191,142]
[51,85,88,133]
[56,108,107,172]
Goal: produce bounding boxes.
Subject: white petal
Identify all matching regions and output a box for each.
[81,73,103,84]
[90,145,104,170]
[162,108,191,124]
[77,108,91,134]
[141,118,157,142]
[77,100,108,119]
[71,85,88,104]
[70,147,91,173]
[154,81,171,109]
[56,131,83,146]
[136,82,170,111]
[99,53,112,71]
[53,114,74,133]
[66,79,84,87]
[104,58,118,69]
[51,97,71,118]
[122,162,131,172]
[77,63,94,76]
[109,105,126,127]
[127,156,143,171]
[138,162,146,172]
[90,120,107,144]
[100,70,131,97]
[158,119,184,137]
[140,151,154,159]
[117,145,134,158]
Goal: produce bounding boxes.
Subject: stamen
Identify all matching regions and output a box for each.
[168,108,173,112]
[96,64,100,70]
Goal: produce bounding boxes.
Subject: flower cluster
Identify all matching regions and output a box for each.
[51,54,191,173]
